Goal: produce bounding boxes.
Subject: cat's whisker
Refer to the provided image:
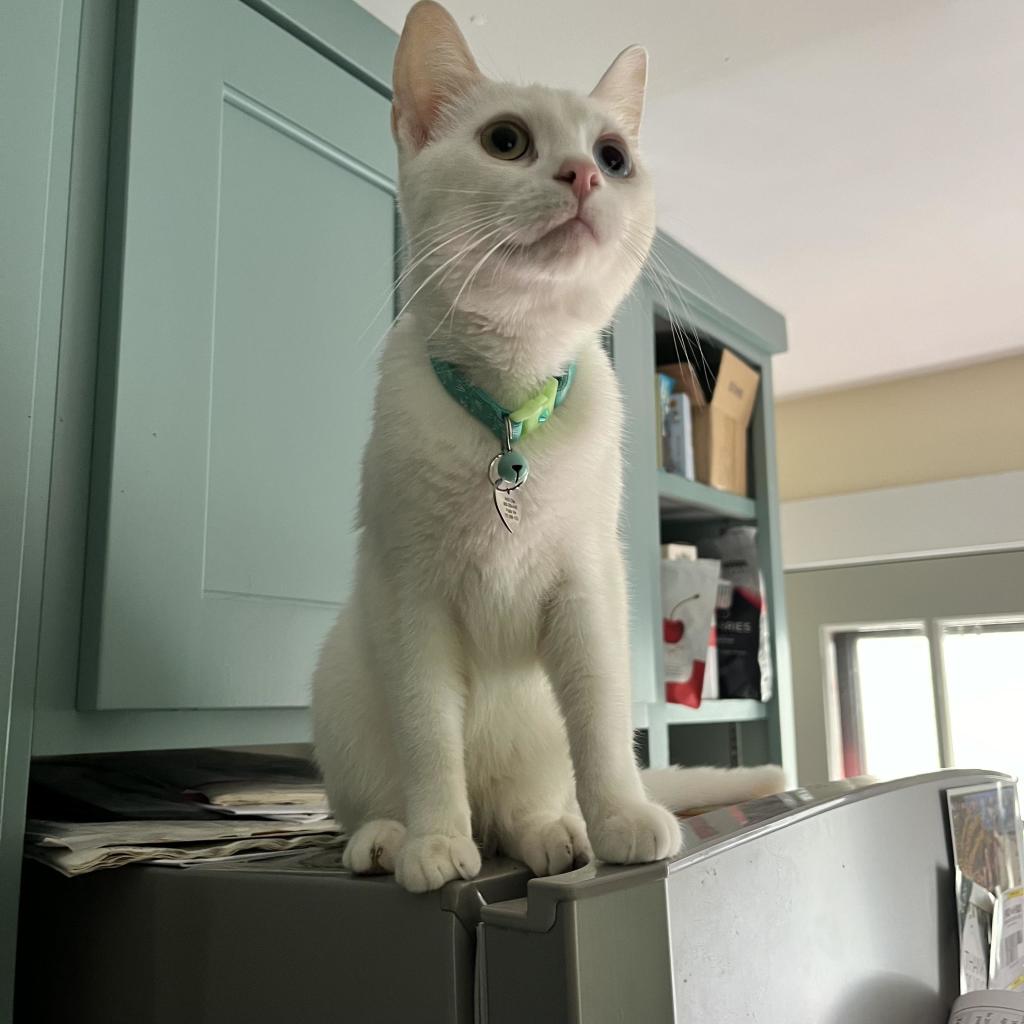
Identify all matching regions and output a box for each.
[424,188,510,196]
[394,203,513,260]
[431,227,521,340]
[375,219,519,354]
[399,212,512,289]
[427,214,518,295]
[621,225,716,390]
[646,254,717,390]
[363,216,517,364]
[428,218,521,329]
[395,218,512,308]
[620,223,703,349]
[355,212,516,363]
[397,206,508,257]
[617,234,701,384]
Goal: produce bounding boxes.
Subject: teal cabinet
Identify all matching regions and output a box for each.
[81,0,396,709]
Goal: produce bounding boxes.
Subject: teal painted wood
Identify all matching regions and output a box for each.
[751,357,798,780]
[82,0,397,710]
[0,0,84,1013]
[23,0,309,755]
[657,471,757,522]
[613,289,663,708]
[645,701,670,768]
[241,0,397,97]
[664,699,766,726]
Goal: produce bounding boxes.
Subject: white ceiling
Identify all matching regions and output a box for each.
[357,0,1024,396]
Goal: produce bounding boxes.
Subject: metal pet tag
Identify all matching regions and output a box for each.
[487,415,526,534]
[493,488,521,534]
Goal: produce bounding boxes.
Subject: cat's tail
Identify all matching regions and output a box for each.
[641,764,787,813]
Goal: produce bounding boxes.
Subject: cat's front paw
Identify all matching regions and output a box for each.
[394,833,481,893]
[506,814,593,876]
[589,800,682,864]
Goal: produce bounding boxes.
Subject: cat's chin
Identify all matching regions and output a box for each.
[525,211,598,248]
[502,216,604,276]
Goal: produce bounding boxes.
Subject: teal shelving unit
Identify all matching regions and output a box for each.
[658,471,757,522]
[614,234,796,780]
[663,699,767,726]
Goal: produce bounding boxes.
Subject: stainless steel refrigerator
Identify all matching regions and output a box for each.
[18,770,1004,1023]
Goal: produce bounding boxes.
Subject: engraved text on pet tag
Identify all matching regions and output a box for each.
[493,488,521,534]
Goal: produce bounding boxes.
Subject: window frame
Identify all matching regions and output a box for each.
[822,615,1024,781]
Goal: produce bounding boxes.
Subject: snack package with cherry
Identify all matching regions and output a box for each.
[661,557,720,708]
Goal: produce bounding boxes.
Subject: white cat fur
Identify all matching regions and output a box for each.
[313,0,784,893]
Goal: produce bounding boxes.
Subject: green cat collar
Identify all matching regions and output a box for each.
[430,357,576,442]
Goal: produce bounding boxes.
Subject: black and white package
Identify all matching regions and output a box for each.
[699,527,773,701]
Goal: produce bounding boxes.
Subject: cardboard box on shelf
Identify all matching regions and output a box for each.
[657,351,760,496]
[661,543,698,561]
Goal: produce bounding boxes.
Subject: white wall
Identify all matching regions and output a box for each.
[782,470,1024,570]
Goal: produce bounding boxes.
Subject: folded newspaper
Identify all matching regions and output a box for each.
[30,750,329,818]
[950,988,1024,1023]
[24,750,342,875]
[25,818,341,876]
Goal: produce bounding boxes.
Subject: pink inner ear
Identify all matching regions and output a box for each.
[392,3,484,151]
[394,92,443,150]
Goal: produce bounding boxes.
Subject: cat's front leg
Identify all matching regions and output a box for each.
[540,554,682,865]
[383,596,481,893]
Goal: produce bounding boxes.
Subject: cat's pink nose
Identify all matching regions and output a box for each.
[555,159,601,201]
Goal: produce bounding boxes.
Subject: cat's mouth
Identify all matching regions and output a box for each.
[553,214,597,241]
[516,210,599,256]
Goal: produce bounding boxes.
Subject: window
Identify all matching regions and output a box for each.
[943,619,1024,788]
[826,616,1024,790]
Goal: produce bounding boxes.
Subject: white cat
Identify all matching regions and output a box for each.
[313,0,783,893]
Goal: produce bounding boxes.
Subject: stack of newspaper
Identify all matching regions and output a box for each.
[24,750,342,876]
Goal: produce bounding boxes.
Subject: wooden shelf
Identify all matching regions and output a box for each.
[657,471,756,522]
[663,699,767,725]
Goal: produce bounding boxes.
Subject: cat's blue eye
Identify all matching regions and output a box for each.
[481,121,531,161]
[594,138,632,178]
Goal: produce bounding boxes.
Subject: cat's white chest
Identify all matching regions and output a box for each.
[359,328,623,663]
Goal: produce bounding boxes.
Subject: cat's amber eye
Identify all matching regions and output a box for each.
[481,120,531,161]
[594,137,632,178]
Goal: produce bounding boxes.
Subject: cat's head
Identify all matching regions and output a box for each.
[392,1,654,344]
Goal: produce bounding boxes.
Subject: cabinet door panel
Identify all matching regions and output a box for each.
[83,0,395,709]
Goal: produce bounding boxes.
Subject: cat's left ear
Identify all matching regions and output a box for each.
[590,45,648,141]
[392,1,484,151]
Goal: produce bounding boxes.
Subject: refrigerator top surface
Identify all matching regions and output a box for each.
[480,769,1013,933]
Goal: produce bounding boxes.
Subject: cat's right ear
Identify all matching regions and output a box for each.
[392,1,483,151]
[590,45,648,141]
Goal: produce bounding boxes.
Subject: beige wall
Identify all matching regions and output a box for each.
[775,353,1024,501]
